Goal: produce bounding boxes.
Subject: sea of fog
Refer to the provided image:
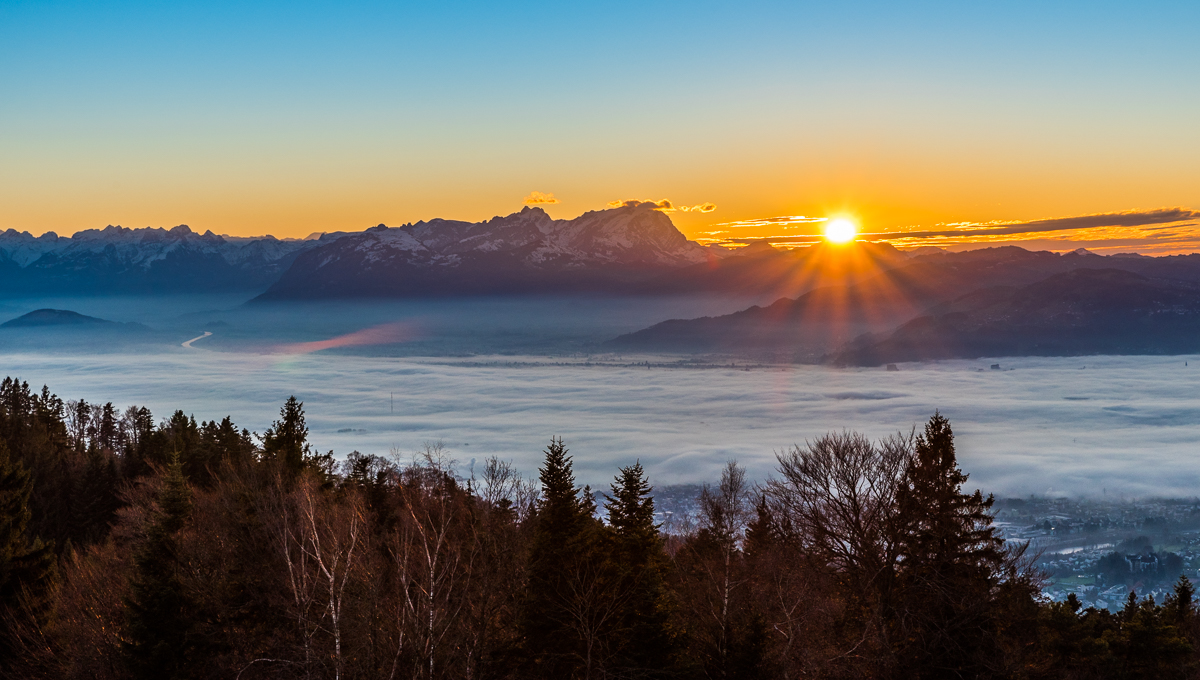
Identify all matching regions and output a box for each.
[2,347,1199,498]
[1,294,1198,497]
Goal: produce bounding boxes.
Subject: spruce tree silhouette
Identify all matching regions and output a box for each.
[123,451,195,679]
[892,412,1005,678]
[523,437,598,678]
[261,396,309,475]
[0,438,56,658]
[606,461,676,674]
[1169,574,1197,625]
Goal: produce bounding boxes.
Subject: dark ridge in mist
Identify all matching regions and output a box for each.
[610,247,1200,362]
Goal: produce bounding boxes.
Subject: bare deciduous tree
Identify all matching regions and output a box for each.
[267,475,365,680]
[766,431,911,586]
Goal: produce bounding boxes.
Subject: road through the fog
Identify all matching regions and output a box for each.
[181,331,212,348]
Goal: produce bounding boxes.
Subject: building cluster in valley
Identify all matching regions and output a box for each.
[993,496,1200,610]
[652,488,1200,611]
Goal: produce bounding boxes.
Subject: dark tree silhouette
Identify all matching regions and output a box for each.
[891,412,1006,678]
[123,451,195,679]
[605,461,676,674]
[0,438,56,657]
[261,396,310,475]
[523,437,605,678]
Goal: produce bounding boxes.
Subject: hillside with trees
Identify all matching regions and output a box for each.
[1,377,1197,679]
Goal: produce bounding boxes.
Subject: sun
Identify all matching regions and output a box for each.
[823,218,858,244]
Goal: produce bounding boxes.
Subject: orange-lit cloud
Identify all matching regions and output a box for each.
[867,208,1200,241]
[523,191,560,205]
[708,208,1200,254]
[607,199,715,213]
[272,322,416,355]
[715,215,827,230]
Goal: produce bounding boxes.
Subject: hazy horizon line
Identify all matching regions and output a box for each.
[7,204,1200,257]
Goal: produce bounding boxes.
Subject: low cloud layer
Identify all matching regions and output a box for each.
[523,191,560,205]
[5,348,1200,498]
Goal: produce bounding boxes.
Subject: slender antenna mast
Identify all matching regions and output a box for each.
[391,392,394,414]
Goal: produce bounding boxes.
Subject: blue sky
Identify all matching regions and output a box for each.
[2,0,1198,246]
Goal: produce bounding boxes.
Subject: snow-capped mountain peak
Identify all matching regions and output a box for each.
[257,204,714,299]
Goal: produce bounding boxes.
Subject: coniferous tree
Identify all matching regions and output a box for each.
[0,438,56,657]
[261,396,309,475]
[124,451,196,679]
[165,411,204,483]
[0,379,76,553]
[121,405,157,478]
[605,461,675,675]
[742,493,777,560]
[1118,593,1192,679]
[524,437,598,678]
[1167,575,1196,625]
[72,443,120,545]
[199,416,256,475]
[891,412,1006,678]
[97,402,119,453]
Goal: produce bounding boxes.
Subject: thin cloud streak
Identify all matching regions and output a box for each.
[608,199,716,213]
[715,215,827,230]
[866,208,1200,241]
[714,208,1200,253]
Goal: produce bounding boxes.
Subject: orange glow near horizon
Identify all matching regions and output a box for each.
[6,190,1200,255]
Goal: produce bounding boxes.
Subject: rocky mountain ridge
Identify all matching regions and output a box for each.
[1,204,727,298]
[254,203,722,299]
[0,224,345,294]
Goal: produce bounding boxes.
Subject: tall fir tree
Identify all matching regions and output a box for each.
[123,450,195,680]
[523,437,599,678]
[743,493,778,560]
[72,443,120,546]
[891,412,1006,678]
[0,438,56,658]
[1167,575,1196,625]
[605,461,676,675]
[261,396,309,475]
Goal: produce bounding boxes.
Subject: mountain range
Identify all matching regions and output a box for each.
[829,268,1200,365]
[0,204,737,298]
[0,224,346,294]
[8,206,1200,362]
[609,246,1200,362]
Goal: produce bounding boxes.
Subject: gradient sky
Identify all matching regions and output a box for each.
[2,0,1199,251]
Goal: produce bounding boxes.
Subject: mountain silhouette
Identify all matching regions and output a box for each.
[830,268,1200,365]
[609,247,1200,361]
[0,308,153,331]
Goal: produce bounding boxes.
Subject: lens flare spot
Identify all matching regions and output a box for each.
[272,322,416,355]
[824,218,858,243]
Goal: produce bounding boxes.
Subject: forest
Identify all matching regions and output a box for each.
[1,375,1198,679]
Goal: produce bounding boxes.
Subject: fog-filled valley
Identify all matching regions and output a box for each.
[6,202,1200,501]
[2,292,1198,498]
